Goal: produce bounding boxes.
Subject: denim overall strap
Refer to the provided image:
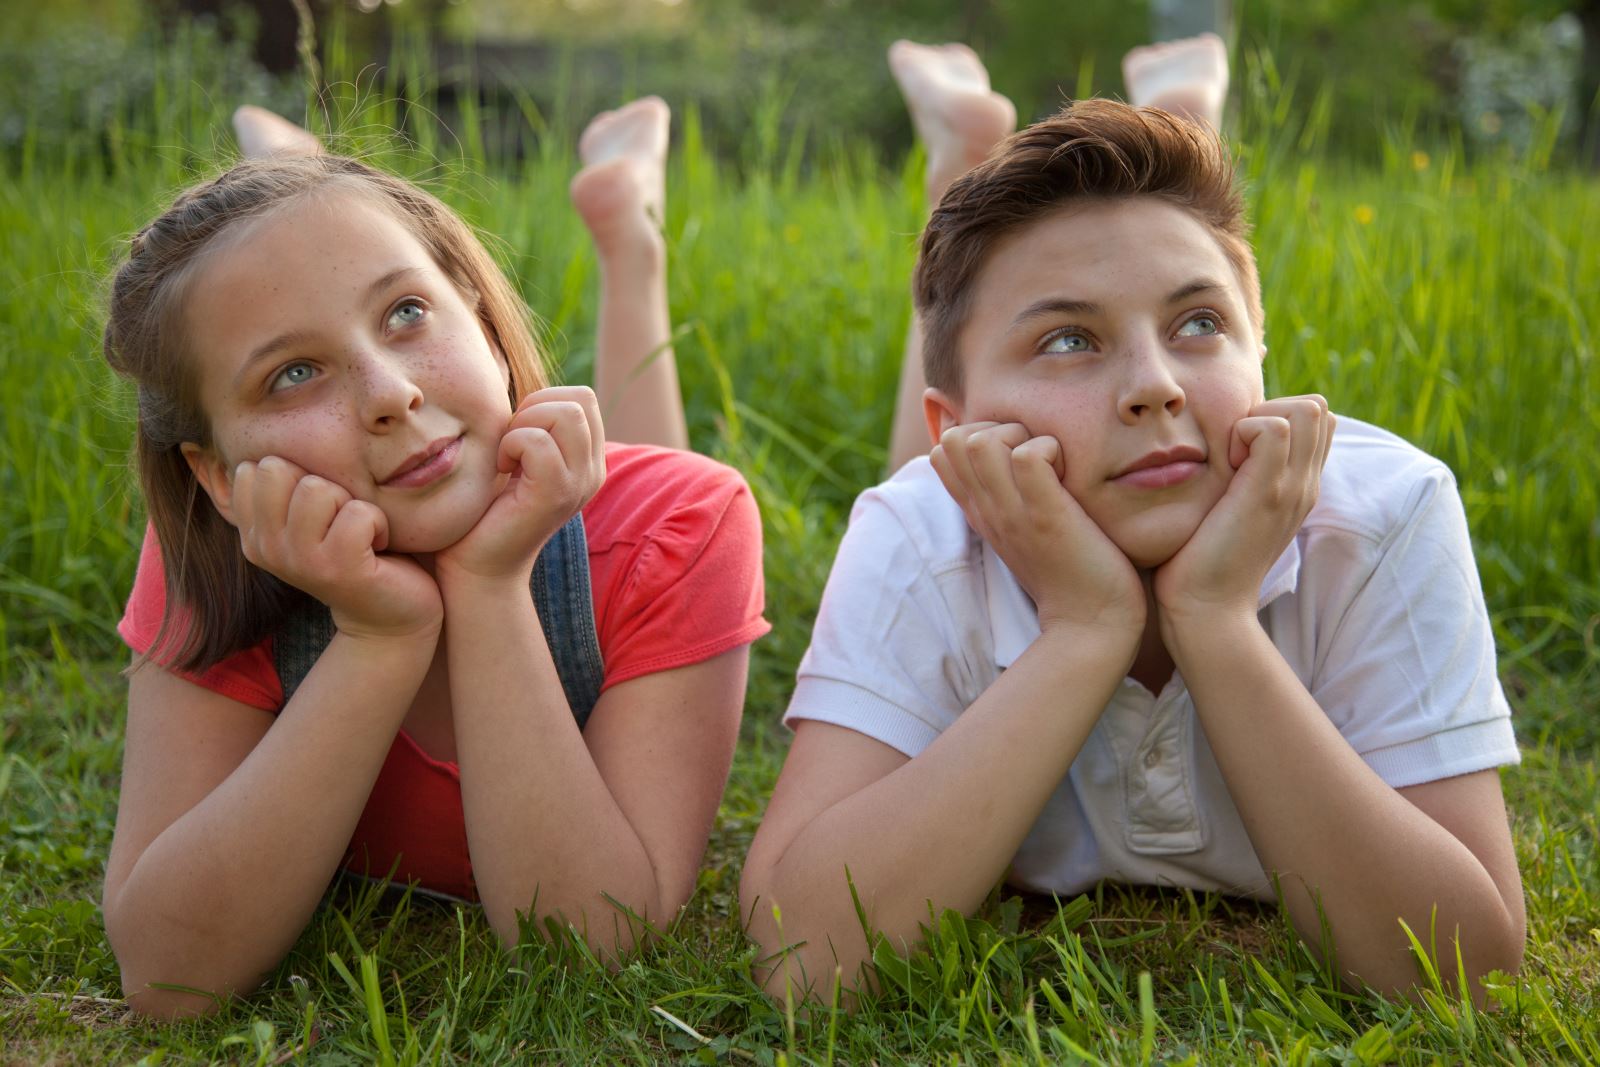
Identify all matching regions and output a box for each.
[271,513,605,729]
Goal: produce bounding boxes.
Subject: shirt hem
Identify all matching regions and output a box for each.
[117,618,280,711]
[784,676,942,758]
[599,618,772,692]
[1358,716,1521,788]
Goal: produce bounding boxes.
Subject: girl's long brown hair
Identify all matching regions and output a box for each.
[104,155,549,673]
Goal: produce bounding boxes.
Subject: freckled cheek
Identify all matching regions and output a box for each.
[1191,377,1259,443]
[414,333,505,402]
[217,409,355,476]
[1009,388,1102,464]
[972,380,1084,435]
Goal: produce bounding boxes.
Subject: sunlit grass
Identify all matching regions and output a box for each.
[2,21,1598,1065]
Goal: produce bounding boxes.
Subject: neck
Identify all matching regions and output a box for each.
[1129,569,1174,696]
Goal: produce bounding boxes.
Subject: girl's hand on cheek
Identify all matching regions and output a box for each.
[232,456,442,640]
[931,422,1145,642]
[1153,394,1334,628]
[434,385,607,585]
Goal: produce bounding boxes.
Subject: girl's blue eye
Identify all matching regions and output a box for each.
[1177,314,1221,337]
[1043,330,1092,354]
[270,362,317,392]
[387,300,425,330]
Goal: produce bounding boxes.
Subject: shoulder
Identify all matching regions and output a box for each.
[1286,421,1514,785]
[117,525,282,712]
[847,456,982,577]
[1306,415,1460,546]
[814,456,991,662]
[582,442,756,553]
[789,458,993,754]
[581,445,769,686]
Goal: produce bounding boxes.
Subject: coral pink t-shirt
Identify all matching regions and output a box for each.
[118,443,770,900]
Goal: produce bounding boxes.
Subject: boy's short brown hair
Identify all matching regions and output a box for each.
[912,99,1264,395]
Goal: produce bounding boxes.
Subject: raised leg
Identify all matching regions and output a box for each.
[885,41,1017,473]
[569,96,686,451]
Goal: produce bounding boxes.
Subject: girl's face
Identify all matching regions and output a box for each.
[929,197,1266,569]
[180,191,514,554]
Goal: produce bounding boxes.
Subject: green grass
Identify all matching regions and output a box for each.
[3,35,1600,1066]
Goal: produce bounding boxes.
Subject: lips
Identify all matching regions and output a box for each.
[1111,445,1206,489]
[381,435,462,488]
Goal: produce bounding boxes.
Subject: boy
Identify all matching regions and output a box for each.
[740,43,1524,1002]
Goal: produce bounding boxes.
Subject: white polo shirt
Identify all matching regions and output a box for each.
[785,416,1519,900]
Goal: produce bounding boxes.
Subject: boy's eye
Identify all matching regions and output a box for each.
[387,300,426,330]
[1176,314,1221,337]
[269,362,318,393]
[1042,329,1092,354]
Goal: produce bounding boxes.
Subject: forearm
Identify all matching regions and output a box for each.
[1169,612,1523,995]
[744,628,1131,995]
[107,632,435,1016]
[442,577,665,954]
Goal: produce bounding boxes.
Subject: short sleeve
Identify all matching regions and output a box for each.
[116,525,283,712]
[584,449,770,689]
[1308,470,1518,787]
[784,486,988,758]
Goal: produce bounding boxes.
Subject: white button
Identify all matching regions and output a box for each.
[1144,749,1161,768]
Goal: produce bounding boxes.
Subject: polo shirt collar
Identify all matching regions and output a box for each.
[985,535,1304,670]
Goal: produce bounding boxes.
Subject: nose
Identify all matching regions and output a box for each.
[1117,337,1186,424]
[354,349,424,431]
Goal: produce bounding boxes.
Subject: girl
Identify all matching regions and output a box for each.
[101,99,768,1019]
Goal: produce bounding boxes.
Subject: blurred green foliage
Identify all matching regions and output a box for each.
[4,0,1594,166]
[3,0,1587,167]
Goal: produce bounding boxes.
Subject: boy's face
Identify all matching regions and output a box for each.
[927,197,1265,569]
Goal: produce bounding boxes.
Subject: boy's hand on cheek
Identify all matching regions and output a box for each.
[231,456,442,640]
[435,386,607,585]
[931,422,1145,642]
[1153,395,1335,630]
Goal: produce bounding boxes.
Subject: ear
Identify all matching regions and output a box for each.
[922,387,963,448]
[181,443,239,527]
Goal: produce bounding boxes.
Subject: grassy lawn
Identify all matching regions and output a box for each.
[2,56,1598,1064]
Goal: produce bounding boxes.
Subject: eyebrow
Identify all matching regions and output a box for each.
[232,266,427,387]
[1007,278,1232,333]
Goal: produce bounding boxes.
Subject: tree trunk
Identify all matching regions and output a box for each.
[1580,0,1600,170]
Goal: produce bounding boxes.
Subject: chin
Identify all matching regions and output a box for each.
[1123,546,1180,571]
[384,486,500,554]
[384,476,502,556]
[1113,523,1202,571]
[385,520,473,555]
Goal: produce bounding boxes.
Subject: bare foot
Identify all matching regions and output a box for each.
[570,96,670,262]
[1122,32,1229,130]
[888,40,1017,202]
[232,105,322,159]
